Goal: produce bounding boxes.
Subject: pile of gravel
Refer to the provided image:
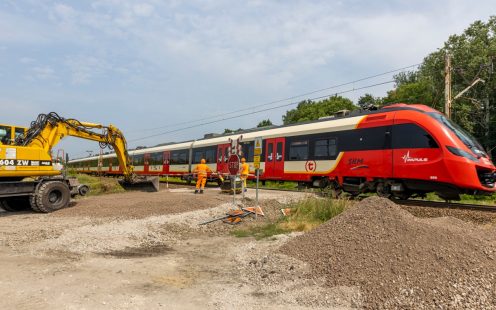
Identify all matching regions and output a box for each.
[279,196,496,309]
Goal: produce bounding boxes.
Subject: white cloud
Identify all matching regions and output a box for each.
[133,3,154,17]
[31,65,56,80]
[65,55,111,84]
[19,57,36,64]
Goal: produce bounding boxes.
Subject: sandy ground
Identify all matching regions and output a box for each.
[0,188,356,309]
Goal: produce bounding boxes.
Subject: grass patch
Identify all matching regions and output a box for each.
[159,176,187,183]
[247,180,300,190]
[232,197,349,240]
[73,174,125,196]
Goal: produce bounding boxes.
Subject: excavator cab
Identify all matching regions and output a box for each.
[0,124,27,145]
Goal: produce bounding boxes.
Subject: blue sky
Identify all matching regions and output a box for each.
[0,0,494,158]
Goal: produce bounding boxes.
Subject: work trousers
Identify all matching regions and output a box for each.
[196,175,207,189]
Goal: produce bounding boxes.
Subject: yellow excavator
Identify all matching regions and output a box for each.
[0,112,159,213]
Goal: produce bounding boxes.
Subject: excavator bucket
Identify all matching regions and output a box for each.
[118,176,160,192]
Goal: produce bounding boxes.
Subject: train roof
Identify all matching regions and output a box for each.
[69,103,436,163]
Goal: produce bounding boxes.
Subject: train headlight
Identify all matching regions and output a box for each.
[446,146,478,162]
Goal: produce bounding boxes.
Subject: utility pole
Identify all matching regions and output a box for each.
[444,53,452,118]
[444,53,485,119]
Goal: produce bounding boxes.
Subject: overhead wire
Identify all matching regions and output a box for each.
[128,80,395,144]
[139,63,421,132]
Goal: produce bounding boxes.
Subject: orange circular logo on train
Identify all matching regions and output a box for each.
[305,160,317,172]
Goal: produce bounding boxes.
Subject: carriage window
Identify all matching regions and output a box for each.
[205,149,216,163]
[133,154,145,166]
[242,143,255,162]
[289,140,308,160]
[225,147,229,163]
[393,124,438,149]
[315,138,337,158]
[194,151,203,164]
[149,152,163,165]
[171,151,188,164]
[178,151,188,164]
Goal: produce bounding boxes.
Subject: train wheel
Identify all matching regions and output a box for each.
[376,183,391,198]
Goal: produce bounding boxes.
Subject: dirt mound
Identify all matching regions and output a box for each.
[280,196,496,309]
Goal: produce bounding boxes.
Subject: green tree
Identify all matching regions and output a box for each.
[282,96,356,125]
[357,93,382,109]
[257,119,273,127]
[382,16,496,156]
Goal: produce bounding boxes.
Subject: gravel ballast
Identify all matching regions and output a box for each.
[279,196,496,309]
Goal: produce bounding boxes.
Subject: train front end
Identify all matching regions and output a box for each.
[426,111,496,195]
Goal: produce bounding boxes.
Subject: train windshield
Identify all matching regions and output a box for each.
[428,112,487,158]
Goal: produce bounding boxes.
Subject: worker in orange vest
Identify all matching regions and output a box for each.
[194,158,212,194]
[240,157,249,192]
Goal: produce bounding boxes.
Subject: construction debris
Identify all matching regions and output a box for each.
[199,207,264,225]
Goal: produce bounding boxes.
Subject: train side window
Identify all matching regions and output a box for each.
[225,148,229,163]
[194,150,203,164]
[315,138,337,158]
[171,152,179,164]
[393,123,439,149]
[242,142,254,162]
[178,151,188,164]
[289,140,308,160]
[205,149,216,163]
[133,154,145,166]
[149,152,163,165]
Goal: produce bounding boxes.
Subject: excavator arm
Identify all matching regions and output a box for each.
[16,112,158,191]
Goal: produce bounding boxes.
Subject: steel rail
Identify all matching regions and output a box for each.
[393,199,496,212]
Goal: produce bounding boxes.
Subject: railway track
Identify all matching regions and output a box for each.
[144,179,496,211]
[393,199,496,212]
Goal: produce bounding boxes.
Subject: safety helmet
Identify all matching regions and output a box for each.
[241,157,246,163]
[201,159,206,164]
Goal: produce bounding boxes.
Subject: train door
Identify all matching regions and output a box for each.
[264,138,285,178]
[163,151,170,174]
[217,143,230,174]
